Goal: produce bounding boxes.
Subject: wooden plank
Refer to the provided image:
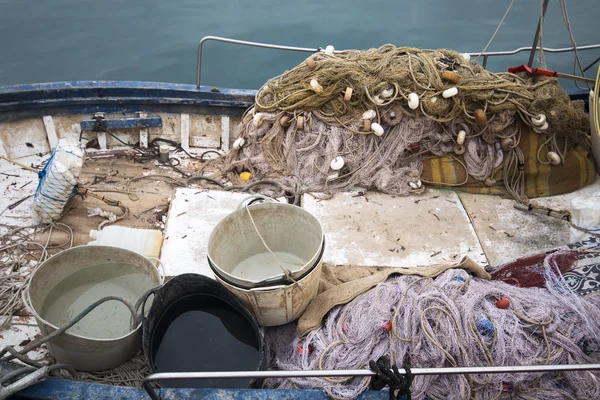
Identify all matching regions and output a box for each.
[42,115,59,149]
[221,115,230,152]
[80,117,162,131]
[97,131,107,150]
[180,114,190,151]
[138,112,149,148]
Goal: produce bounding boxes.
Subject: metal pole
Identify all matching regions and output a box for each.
[197,36,319,87]
[583,55,600,73]
[527,0,550,67]
[144,364,600,400]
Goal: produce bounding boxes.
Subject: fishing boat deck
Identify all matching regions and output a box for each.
[1,149,599,389]
[2,150,598,272]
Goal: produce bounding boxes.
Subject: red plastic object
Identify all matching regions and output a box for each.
[496,296,511,309]
[508,64,558,78]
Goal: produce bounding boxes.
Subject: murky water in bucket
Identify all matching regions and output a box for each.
[152,293,260,388]
[42,263,155,339]
[232,251,305,281]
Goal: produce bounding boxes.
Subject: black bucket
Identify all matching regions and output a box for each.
[142,274,265,388]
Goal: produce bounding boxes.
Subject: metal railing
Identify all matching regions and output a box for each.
[144,363,600,400]
[196,35,600,87]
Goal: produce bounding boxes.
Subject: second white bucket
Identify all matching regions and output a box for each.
[207,201,324,326]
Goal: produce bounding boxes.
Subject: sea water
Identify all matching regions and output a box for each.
[41,263,156,339]
[152,294,261,388]
[231,251,305,281]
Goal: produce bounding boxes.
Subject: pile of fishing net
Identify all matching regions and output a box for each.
[224,45,590,202]
[264,252,600,399]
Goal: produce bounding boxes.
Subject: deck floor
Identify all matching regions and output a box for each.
[1,149,599,366]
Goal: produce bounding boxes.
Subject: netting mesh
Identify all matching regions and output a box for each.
[223,45,590,202]
[264,253,600,399]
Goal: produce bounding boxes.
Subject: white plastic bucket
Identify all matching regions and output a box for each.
[207,201,324,326]
[25,246,162,371]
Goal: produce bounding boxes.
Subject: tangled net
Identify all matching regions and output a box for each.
[225,45,590,202]
[264,252,600,400]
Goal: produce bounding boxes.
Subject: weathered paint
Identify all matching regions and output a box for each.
[138,112,149,148]
[0,118,50,159]
[221,115,231,152]
[0,81,256,123]
[80,116,162,131]
[190,114,221,148]
[15,379,392,399]
[42,116,59,149]
[180,114,190,151]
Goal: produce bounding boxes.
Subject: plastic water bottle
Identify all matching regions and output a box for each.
[88,226,163,259]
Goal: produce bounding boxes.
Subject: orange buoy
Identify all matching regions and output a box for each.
[441,71,460,83]
[305,56,316,70]
[279,115,291,128]
[496,296,510,309]
[239,172,252,181]
[474,109,487,126]
[296,342,313,355]
[296,115,305,130]
[363,119,372,132]
[344,87,353,102]
[383,320,393,332]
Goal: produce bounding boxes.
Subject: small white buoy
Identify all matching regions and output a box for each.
[409,181,419,189]
[233,138,246,149]
[373,95,384,105]
[362,110,377,120]
[430,96,438,104]
[538,121,549,131]
[310,79,323,94]
[442,87,458,98]
[371,122,384,136]
[381,88,394,98]
[547,151,561,165]
[461,53,471,62]
[325,45,335,56]
[253,113,264,126]
[457,130,466,146]
[408,93,419,110]
[416,179,422,188]
[531,114,546,127]
[330,156,345,170]
[326,172,339,181]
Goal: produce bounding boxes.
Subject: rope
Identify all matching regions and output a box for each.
[244,206,303,289]
[369,356,413,400]
[474,0,516,60]
[559,0,591,90]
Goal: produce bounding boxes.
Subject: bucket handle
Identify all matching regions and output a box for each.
[237,195,277,210]
[147,257,166,284]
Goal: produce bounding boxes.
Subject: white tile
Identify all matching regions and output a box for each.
[458,177,600,266]
[160,189,286,277]
[303,190,487,268]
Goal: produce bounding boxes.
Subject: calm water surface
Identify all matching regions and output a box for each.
[0,0,598,89]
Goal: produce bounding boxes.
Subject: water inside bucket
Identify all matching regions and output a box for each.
[152,293,260,388]
[231,251,305,281]
[41,263,156,339]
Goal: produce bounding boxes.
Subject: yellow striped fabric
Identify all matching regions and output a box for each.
[421,124,596,198]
